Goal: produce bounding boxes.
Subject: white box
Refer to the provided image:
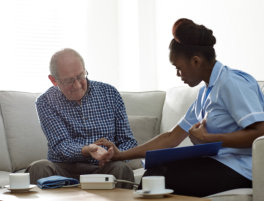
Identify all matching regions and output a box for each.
[80,174,116,189]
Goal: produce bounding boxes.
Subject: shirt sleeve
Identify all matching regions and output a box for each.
[111,88,138,151]
[178,98,200,133]
[220,72,264,128]
[36,96,87,162]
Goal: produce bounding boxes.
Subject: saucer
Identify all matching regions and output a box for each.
[134,189,174,198]
[5,184,36,193]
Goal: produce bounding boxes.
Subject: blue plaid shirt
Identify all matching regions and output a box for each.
[36,80,138,164]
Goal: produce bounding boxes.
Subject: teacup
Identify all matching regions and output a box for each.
[142,176,165,193]
[9,173,30,189]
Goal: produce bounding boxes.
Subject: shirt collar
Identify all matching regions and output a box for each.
[86,79,91,95]
[75,79,91,105]
[208,61,224,88]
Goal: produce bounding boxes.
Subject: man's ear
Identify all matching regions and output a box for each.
[48,75,58,86]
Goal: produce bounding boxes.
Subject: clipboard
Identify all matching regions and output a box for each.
[145,142,222,169]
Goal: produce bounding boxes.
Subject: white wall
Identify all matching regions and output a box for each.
[0,0,263,92]
[155,0,264,90]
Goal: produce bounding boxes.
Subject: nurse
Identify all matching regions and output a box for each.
[97,18,264,197]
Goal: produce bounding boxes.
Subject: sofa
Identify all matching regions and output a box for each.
[1,83,264,201]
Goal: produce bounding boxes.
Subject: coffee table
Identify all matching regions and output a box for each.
[0,186,211,201]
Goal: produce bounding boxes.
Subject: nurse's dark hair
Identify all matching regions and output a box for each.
[169,18,216,63]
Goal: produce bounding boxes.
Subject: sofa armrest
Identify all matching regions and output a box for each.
[252,135,264,201]
[133,168,146,185]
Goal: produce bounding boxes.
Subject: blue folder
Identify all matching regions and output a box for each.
[145,142,222,169]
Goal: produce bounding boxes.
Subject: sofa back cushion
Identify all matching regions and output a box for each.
[121,91,166,143]
[160,85,200,146]
[0,91,48,172]
[258,81,264,93]
[0,112,12,172]
[128,115,158,145]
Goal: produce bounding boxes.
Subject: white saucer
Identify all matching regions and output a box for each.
[5,184,36,193]
[134,189,174,198]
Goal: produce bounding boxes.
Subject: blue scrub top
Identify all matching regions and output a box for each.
[179,61,264,180]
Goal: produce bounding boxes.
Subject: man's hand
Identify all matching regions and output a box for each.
[189,119,209,144]
[88,144,108,160]
[81,144,114,167]
[95,138,121,161]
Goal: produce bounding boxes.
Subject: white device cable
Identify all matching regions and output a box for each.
[115,179,139,190]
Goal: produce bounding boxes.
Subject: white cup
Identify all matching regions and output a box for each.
[142,176,165,193]
[9,173,30,189]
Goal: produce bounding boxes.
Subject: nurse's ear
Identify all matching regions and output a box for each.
[191,55,202,68]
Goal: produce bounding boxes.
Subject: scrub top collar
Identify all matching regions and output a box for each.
[207,61,224,88]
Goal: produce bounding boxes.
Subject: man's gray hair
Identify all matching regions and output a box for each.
[49,48,85,78]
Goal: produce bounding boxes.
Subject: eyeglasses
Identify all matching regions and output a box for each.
[56,71,88,86]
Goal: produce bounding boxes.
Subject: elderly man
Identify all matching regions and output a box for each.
[26,48,138,188]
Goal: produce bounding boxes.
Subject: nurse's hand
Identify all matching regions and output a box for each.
[189,119,209,144]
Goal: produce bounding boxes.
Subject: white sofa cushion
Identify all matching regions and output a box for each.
[0,112,12,172]
[0,91,48,171]
[252,135,264,201]
[207,188,252,201]
[160,85,200,146]
[257,81,264,93]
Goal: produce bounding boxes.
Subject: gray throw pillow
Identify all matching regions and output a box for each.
[128,115,158,145]
[127,115,158,170]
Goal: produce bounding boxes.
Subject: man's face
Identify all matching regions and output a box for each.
[51,53,87,102]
